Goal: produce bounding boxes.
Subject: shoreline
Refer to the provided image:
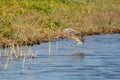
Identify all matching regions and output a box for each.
[0,29,120,48]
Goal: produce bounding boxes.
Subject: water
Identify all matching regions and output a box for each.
[0,34,120,80]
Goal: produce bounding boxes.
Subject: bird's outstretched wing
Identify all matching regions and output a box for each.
[63,28,77,35]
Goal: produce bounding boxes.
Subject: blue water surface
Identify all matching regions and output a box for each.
[0,34,120,80]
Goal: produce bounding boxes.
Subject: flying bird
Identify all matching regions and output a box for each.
[63,28,77,35]
[63,28,85,46]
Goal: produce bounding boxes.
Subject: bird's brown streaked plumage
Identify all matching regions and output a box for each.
[63,28,85,45]
[71,35,84,44]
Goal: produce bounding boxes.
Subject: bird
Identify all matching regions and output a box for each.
[63,28,77,35]
[63,28,85,45]
[71,34,85,45]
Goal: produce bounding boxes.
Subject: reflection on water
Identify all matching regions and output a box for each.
[73,52,85,61]
[0,34,120,80]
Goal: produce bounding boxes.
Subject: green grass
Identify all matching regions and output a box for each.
[0,0,119,43]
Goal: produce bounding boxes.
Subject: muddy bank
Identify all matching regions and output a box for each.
[0,29,120,48]
[0,32,66,48]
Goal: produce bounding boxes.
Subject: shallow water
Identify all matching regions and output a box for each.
[0,34,120,80]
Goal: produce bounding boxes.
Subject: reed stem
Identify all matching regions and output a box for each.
[48,28,51,57]
[4,52,9,71]
[22,52,26,73]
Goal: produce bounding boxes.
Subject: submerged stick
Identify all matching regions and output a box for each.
[0,60,2,69]
[47,27,52,64]
[22,52,26,73]
[10,50,13,67]
[48,28,51,57]
[29,52,36,69]
[4,46,7,60]
[0,52,2,68]
[55,28,60,52]
[4,53,9,71]
[29,59,32,69]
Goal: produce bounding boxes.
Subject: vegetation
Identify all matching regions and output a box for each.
[0,0,120,46]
